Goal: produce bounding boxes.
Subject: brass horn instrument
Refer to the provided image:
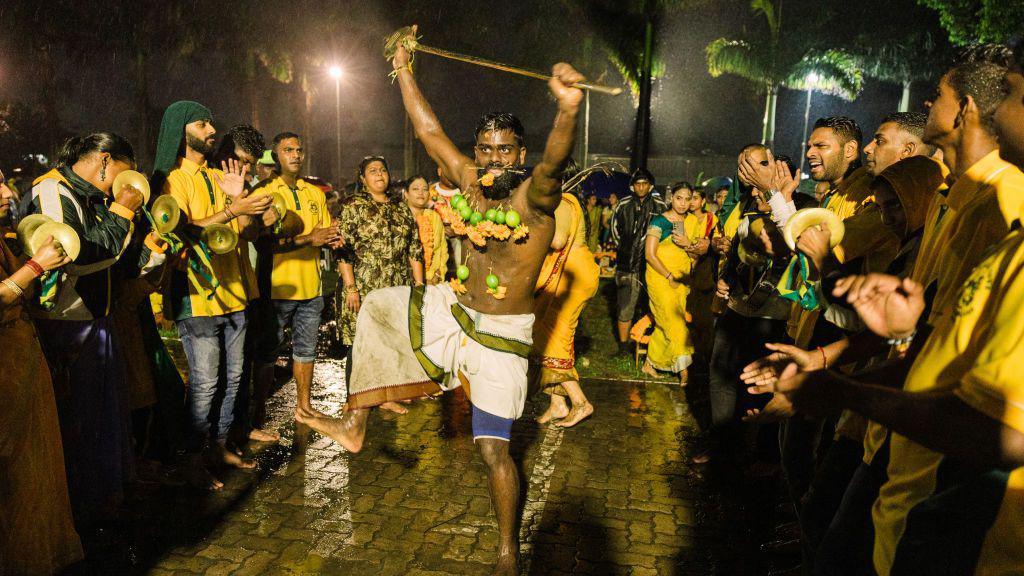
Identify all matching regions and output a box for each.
[27,221,81,261]
[111,169,152,205]
[783,208,845,252]
[200,223,239,255]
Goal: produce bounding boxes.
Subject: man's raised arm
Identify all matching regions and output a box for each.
[527,63,585,214]
[392,38,472,186]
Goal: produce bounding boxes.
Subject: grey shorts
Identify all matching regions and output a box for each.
[615,272,643,323]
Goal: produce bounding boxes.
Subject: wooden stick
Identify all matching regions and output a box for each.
[414,44,623,96]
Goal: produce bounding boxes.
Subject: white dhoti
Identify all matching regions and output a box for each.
[348,284,534,440]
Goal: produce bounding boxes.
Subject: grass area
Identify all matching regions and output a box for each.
[575,278,656,382]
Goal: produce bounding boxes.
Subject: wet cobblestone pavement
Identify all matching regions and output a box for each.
[68,355,790,575]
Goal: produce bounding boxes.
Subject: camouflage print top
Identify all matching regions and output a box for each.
[336,191,424,344]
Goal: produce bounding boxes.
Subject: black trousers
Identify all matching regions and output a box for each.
[708,308,789,427]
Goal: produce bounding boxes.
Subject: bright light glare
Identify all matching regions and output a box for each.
[329,66,343,79]
[806,72,820,85]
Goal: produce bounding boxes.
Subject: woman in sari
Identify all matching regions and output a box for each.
[405,174,448,285]
[642,183,696,386]
[0,169,83,573]
[684,188,719,365]
[532,193,601,427]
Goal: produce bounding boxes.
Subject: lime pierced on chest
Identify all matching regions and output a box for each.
[485,273,500,289]
[505,210,521,227]
[470,211,484,225]
[485,208,498,222]
[456,265,470,281]
[458,204,473,220]
[494,210,506,225]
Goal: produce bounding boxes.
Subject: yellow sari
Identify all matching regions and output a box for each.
[416,208,449,285]
[644,214,695,373]
[532,194,601,389]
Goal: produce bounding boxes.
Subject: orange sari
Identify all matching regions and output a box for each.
[0,236,82,573]
[532,194,601,389]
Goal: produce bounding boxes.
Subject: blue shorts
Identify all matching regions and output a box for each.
[256,297,323,364]
[472,404,515,442]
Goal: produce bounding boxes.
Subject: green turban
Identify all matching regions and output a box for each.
[150,100,212,193]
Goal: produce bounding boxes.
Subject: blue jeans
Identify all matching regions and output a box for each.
[256,297,323,364]
[177,311,247,447]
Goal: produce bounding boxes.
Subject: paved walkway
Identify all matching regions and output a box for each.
[70,357,784,575]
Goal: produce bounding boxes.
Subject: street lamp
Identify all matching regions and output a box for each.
[799,72,820,174]
[329,66,343,186]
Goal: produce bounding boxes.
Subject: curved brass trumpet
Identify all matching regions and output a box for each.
[111,169,151,205]
[150,195,182,234]
[28,221,81,261]
[783,208,845,252]
[200,223,239,255]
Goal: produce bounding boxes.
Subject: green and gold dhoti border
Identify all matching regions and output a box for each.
[346,284,534,422]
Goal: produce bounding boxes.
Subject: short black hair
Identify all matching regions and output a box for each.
[631,168,655,186]
[946,43,1015,133]
[273,132,302,147]
[213,125,264,164]
[474,113,525,147]
[669,180,694,194]
[881,112,927,141]
[57,132,135,167]
[813,116,863,147]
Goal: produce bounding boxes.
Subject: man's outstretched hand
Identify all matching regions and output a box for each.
[549,63,585,111]
[391,25,416,69]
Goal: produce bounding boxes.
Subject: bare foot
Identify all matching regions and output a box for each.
[183,457,224,490]
[678,369,689,387]
[209,443,256,469]
[248,428,281,442]
[536,396,569,424]
[555,401,594,428]
[295,410,366,452]
[380,401,409,415]
[492,553,517,576]
[640,360,660,379]
[295,405,329,420]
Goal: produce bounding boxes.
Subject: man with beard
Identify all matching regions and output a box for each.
[152,100,274,489]
[295,37,584,575]
[762,43,1024,576]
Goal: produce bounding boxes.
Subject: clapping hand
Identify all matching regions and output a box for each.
[833,274,924,339]
[216,159,250,200]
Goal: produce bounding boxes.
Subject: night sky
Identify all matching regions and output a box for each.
[0,0,942,186]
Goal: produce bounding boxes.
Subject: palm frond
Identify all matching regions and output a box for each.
[784,50,863,100]
[706,38,770,85]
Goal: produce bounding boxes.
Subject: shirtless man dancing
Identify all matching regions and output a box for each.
[296,31,584,575]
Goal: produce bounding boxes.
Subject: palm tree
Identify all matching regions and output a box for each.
[705,0,863,149]
[564,0,693,171]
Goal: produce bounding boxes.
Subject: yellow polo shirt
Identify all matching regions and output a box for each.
[862,152,1024,466]
[254,176,330,300]
[872,225,1024,576]
[165,156,258,319]
[789,167,876,346]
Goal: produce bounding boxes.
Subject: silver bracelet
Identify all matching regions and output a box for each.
[2,278,24,298]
